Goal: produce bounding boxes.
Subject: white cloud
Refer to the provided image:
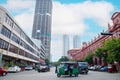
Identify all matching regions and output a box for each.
[2,0,35,36]
[51,34,63,61]
[51,1,114,61]
[52,1,87,35]
[1,0,114,61]
[4,0,35,13]
[14,13,34,36]
[52,1,114,35]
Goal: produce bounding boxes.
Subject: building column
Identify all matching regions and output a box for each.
[0,52,3,66]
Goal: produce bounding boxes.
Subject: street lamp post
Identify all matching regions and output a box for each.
[101,32,120,38]
[101,32,113,36]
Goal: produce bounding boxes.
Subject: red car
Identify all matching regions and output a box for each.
[0,67,8,76]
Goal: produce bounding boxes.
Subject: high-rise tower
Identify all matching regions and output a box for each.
[32,0,52,60]
[63,35,69,57]
[73,35,81,48]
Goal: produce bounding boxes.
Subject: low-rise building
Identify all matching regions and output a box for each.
[68,12,120,65]
[68,48,80,60]
[0,6,46,67]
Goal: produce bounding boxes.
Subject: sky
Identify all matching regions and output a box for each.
[0,0,120,62]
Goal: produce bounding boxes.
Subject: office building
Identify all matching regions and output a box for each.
[63,35,69,56]
[0,6,46,66]
[73,35,81,48]
[32,0,52,60]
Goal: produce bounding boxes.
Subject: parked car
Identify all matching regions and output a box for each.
[0,67,8,76]
[19,66,25,71]
[89,65,104,71]
[108,65,113,73]
[8,66,21,72]
[89,66,96,70]
[38,65,50,72]
[25,66,33,70]
[77,62,88,74]
[96,65,104,71]
[100,66,108,72]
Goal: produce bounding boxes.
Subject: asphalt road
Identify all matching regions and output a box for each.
[0,67,120,80]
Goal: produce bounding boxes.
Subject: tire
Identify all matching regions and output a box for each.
[2,72,7,76]
[57,74,61,77]
[69,74,72,77]
[75,74,78,77]
[38,69,41,73]
[48,68,50,71]
[16,70,18,73]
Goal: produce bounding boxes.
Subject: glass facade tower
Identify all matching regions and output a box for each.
[32,0,52,60]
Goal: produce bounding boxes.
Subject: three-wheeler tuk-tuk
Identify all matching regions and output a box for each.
[56,61,79,77]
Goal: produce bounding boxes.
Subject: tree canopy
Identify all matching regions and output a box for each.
[58,56,69,62]
[95,48,104,59]
[82,52,93,65]
[95,48,108,63]
[103,38,120,62]
[45,58,50,65]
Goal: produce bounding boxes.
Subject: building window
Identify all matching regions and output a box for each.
[19,49,25,56]
[21,32,26,39]
[24,52,30,58]
[20,40,26,48]
[1,26,11,38]
[9,44,18,54]
[0,38,9,50]
[25,44,34,53]
[5,14,14,27]
[11,33,20,44]
[13,24,21,35]
[29,54,33,59]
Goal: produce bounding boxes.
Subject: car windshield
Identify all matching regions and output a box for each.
[78,62,87,66]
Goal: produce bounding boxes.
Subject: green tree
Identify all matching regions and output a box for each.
[58,56,69,62]
[95,48,104,64]
[103,38,120,62]
[51,61,60,66]
[45,58,50,65]
[83,52,93,65]
[9,61,14,67]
